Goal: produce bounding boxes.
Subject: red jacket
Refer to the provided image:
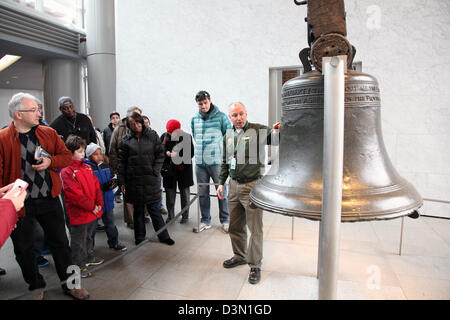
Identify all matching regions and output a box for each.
[61,159,104,226]
[0,122,72,216]
[0,199,18,249]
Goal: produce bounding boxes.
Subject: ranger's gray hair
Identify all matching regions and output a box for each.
[126,106,142,118]
[8,92,38,118]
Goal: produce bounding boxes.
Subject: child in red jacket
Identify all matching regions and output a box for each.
[61,135,104,278]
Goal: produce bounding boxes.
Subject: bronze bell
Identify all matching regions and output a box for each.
[249,70,422,222]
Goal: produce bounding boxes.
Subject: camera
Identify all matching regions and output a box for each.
[34,146,51,164]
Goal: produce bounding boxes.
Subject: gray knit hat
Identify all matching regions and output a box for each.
[58,96,73,108]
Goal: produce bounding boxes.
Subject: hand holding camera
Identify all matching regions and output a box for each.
[33,146,52,171]
[1,179,28,212]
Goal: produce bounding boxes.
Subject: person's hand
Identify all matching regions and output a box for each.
[32,157,52,171]
[273,122,281,130]
[217,185,224,200]
[93,205,102,215]
[120,185,126,194]
[2,189,26,212]
[0,183,14,197]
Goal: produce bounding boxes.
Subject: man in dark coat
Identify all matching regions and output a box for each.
[50,96,96,144]
[102,111,120,157]
[117,112,174,246]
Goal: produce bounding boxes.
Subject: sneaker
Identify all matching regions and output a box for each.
[195,222,211,233]
[85,256,104,267]
[221,223,229,233]
[180,217,188,224]
[64,287,90,300]
[37,256,49,268]
[96,224,106,231]
[80,266,93,278]
[160,208,168,215]
[111,243,127,251]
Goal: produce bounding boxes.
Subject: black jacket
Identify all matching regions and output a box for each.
[160,130,194,190]
[102,123,114,156]
[50,112,96,144]
[117,127,164,205]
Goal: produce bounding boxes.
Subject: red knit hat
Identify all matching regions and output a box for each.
[166,119,181,133]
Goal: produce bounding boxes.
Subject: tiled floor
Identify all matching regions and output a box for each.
[0,195,449,300]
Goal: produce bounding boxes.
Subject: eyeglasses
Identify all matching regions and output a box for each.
[18,108,42,113]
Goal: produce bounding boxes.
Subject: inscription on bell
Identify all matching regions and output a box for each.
[282,86,324,98]
[345,95,380,103]
[345,84,379,93]
[283,96,324,107]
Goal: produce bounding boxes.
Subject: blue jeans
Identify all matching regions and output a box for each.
[91,210,119,248]
[195,164,229,224]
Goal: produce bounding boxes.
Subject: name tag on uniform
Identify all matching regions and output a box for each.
[230,158,236,170]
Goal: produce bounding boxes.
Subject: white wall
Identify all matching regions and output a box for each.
[0,89,44,128]
[116,0,450,215]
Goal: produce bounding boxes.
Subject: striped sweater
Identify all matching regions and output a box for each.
[191,104,231,166]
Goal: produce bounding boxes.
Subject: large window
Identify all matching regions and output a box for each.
[10,0,86,29]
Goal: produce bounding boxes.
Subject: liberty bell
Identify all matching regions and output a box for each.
[249,0,422,222]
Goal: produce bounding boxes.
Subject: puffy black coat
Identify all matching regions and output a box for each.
[160,130,194,190]
[117,127,164,205]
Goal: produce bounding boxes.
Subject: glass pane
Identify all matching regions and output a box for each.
[9,0,85,29]
[11,0,37,9]
[42,0,77,26]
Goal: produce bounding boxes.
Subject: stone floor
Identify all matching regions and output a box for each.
[0,194,449,300]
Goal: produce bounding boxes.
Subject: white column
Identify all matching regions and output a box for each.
[43,59,84,123]
[86,0,116,128]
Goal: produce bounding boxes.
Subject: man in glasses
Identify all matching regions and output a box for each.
[35,99,49,126]
[0,92,90,300]
[50,96,96,144]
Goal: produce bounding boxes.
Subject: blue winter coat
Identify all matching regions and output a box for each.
[84,159,115,213]
[190,104,231,166]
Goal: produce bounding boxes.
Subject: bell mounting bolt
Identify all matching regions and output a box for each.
[297,0,356,72]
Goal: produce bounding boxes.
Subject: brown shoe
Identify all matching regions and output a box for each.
[28,290,44,300]
[64,287,90,300]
